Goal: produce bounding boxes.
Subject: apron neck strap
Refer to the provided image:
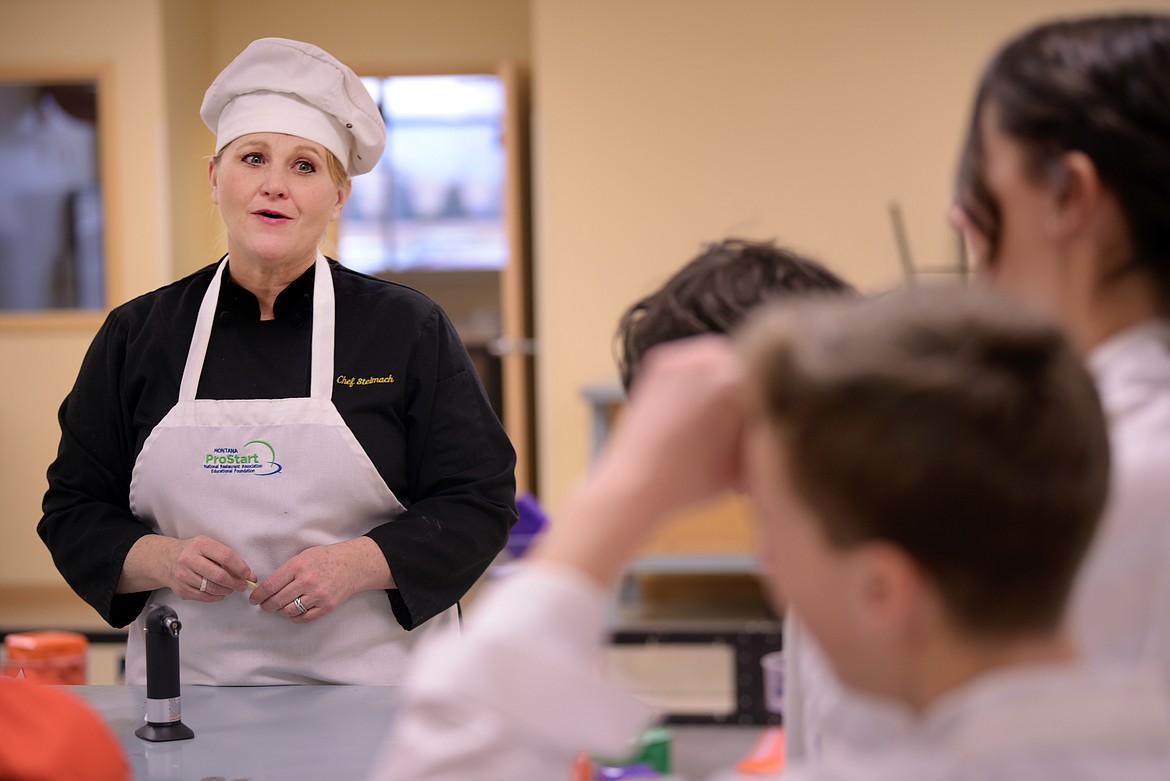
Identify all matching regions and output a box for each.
[308,253,335,399]
[178,254,335,401]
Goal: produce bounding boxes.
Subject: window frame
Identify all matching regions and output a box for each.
[0,65,117,331]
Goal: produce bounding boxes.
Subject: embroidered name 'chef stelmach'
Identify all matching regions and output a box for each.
[203,439,283,476]
[336,374,394,388]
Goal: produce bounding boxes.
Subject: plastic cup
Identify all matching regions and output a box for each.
[3,631,87,684]
[760,650,784,715]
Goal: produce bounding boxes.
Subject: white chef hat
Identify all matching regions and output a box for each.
[200,37,385,176]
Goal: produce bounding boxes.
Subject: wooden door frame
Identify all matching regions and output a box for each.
[497,62,536,495]
[341,62,538,495]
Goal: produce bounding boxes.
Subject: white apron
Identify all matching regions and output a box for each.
[127,254,442,685]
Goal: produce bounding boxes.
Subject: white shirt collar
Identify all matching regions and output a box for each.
[919,664,1170,759]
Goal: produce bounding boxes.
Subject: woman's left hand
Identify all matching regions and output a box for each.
[250,537,394,623]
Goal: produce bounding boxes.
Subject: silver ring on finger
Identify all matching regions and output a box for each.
[199,577,208,593]
[293,597,308,615]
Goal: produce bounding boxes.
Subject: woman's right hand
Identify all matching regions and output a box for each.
[118,534,255,601]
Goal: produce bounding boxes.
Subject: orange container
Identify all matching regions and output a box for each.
[3,631,87,684]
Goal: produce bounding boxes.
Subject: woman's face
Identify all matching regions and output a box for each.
[951,104,1066,312]
[210,133,350,269]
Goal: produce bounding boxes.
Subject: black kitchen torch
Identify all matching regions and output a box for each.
[134,603,195,742]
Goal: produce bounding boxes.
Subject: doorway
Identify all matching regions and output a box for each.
[340,67,535,493]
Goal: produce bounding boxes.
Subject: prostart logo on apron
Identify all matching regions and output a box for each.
[204,441,283,475]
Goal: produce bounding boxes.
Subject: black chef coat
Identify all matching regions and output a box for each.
[39,258,518,631]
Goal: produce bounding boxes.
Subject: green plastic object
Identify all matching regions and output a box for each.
[595,726,672,775]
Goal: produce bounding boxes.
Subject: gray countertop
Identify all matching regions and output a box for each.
[73,684,399,781]
[72,684,770,781]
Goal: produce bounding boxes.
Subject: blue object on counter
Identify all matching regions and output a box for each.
[597,762,660,779]
[505,492,549,558]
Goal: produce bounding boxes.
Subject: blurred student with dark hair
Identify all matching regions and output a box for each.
[373,238,850,778]
[614,238,852,391]
[794,12,1170,762]
[372,283,1170,779]
[950,12,1170,677]
[612,237,857,762]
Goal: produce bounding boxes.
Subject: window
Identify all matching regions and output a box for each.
[0,80,103,311]
[340,74,507,273]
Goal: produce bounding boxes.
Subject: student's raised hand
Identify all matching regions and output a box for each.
[601,335,746,510]
[534,335,746,587]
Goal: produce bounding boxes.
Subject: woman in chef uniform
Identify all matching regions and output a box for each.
[38,37,517,685]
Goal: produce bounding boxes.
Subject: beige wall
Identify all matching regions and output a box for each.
[531,0,1170,517]
[0,0,169,585]
[161,1,217,280]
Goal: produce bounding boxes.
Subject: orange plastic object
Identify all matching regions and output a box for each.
[3,631,88,684]
[0,677,129,780]
[736,726,786,775]
[571,752,594,781]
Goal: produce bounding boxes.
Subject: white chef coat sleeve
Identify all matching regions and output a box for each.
[370,563,658,781]
[782,611,809,761]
